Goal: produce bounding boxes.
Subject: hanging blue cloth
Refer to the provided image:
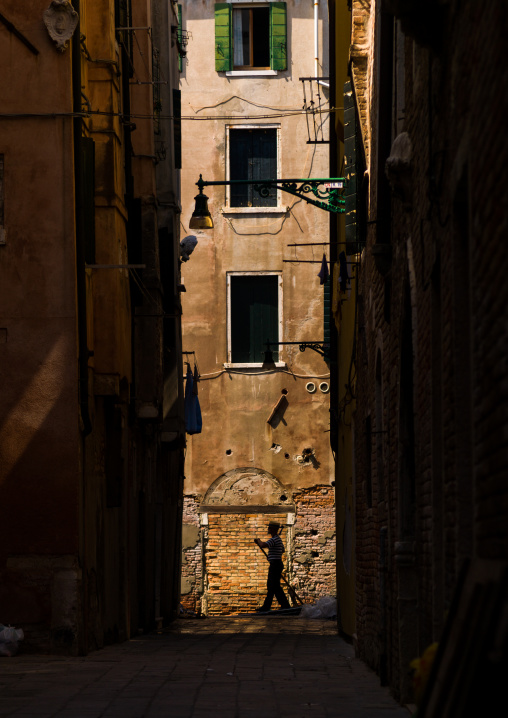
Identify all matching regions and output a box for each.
[317,253,329,285]
[184,365,202,434]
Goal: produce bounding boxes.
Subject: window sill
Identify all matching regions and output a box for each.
[222,206,288,215]
[223,362,287,370]
[225,70,278,77]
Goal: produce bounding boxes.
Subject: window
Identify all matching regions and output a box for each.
[233,7,270,68]
[229,127,277,207]
[228,273,281,364]
[215,2,287,73]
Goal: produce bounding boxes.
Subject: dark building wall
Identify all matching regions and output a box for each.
[350,0,508,703]
[0,0,184,654]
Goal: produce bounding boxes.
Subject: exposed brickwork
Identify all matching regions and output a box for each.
[180,496,203,613]
[204,513,288,615]
[291,486,336,602]
[349,0,508,703]
[181,488,336,616]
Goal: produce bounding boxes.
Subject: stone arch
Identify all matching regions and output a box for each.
[201,467,293,511]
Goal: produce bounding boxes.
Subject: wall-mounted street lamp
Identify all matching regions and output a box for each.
[189,174,346,229]
[262,340,329,369]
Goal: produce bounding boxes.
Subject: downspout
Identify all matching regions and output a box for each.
[314,0,329,87]
[72,0,92,438]
[72,0,91,656]
[314,0,319,77]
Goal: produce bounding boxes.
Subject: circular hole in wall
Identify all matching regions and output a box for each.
[280,494,288,502]
[281,388,288,395]
[311,551,319,558]
[331,480,336,487]
[305,382,316,394]
[319,382,330,394]
[226,449,232,455]
[284,453,290,459]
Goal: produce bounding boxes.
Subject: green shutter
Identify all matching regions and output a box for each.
[270,2,287,71]
[178,4,182,72]
[215,3,232,72]
[344,80,360,254]
[323,277,331,363]
[173,89,182,169]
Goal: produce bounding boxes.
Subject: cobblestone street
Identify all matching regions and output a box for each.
[0,617,410,718]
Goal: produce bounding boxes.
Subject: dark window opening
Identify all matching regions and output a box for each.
[233,7,270,68]
[230,274,279,363]
[230,128,277,207]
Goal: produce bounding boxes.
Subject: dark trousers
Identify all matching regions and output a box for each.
[262,559,290,610]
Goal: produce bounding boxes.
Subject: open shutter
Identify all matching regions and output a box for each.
[270,2,287,71]
[323,276,331,363]
[173,89,182,169]
[215,3,232,72]
[177,4,182,72]
[344,80,362,254]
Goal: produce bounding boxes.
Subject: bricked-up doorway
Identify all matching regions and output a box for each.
[202,511,292,615]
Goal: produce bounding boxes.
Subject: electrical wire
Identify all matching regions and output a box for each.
[191,95,308,113]
[196,367,330,381]
[0,107,342,122]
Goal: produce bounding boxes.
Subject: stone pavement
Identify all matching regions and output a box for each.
[0,617,411,718]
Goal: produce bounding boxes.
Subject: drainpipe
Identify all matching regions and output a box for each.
[314,0,319,77]
[72,0,91,656]
[72,0,92,438]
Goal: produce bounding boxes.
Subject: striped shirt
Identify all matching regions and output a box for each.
[266,534,285,561]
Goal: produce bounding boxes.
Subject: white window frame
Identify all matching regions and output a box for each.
[224,124,285,213]
[225,271,285,368]
[228,1,275,76]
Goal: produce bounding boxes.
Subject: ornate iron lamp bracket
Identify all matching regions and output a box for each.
[196,176,346,214]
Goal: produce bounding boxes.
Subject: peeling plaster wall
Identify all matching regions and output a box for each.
[180,0,335,616]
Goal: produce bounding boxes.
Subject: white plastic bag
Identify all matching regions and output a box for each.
[0,624,24,657]
[299,595,337,619]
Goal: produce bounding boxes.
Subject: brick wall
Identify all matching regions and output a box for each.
[292,486,336,602]
[349,0,508,702]
[204,513,289,615]
[181,488,336,615]
[180,496,202,613]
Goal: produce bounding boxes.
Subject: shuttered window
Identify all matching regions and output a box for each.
[177,4,183,72]
[173,89,182,169]
[229,274,280,363]
[229,128,277,207]
[323,276,331,363]
[344,80,366,254]
[215,2,287,72]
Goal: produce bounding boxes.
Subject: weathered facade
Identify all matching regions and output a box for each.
[343,0,508,707]
[0,0,184,654]
[180,0,336,615]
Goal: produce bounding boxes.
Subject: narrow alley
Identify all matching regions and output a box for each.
[0,617,409,718]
